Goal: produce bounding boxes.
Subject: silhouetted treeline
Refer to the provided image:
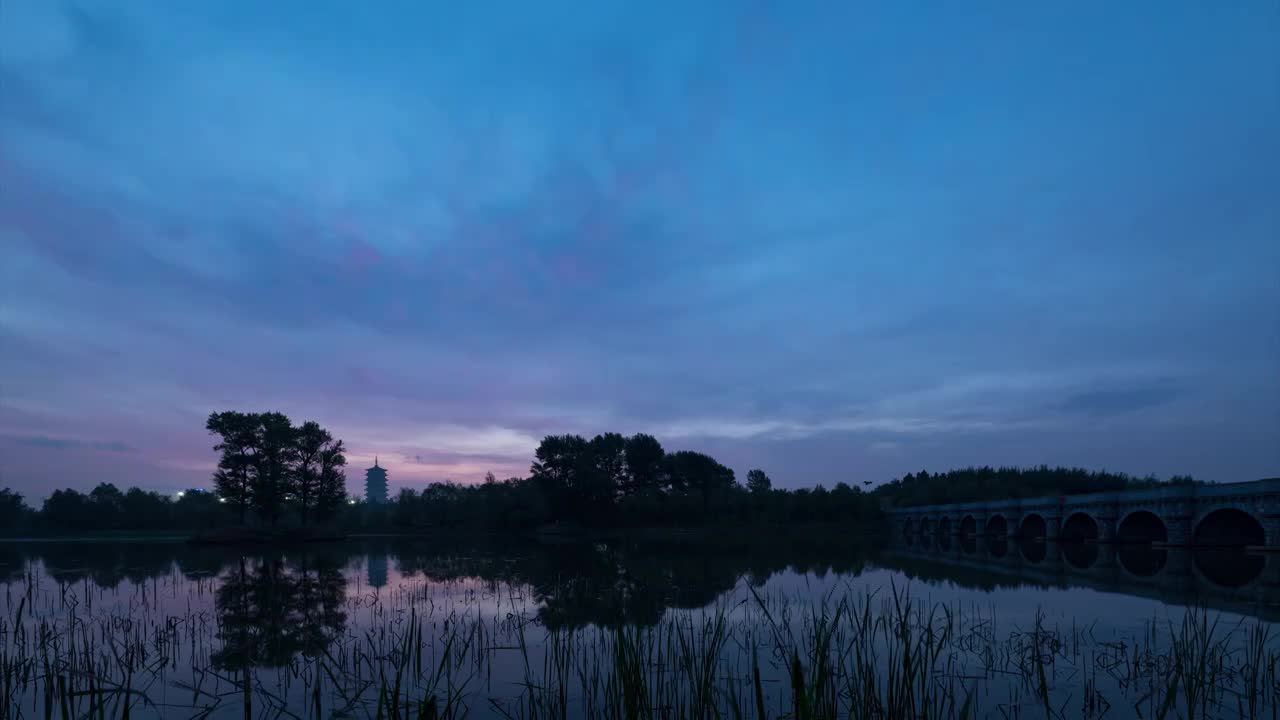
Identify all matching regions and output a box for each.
[1,424,1209,536]
[875,465,1199,508]
[206,411,347,525]
[351,432,881,531]
[0,484,233,535]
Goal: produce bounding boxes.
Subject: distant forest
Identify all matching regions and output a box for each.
[0,410,1206,535]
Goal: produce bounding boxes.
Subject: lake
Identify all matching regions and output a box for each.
[1,535,1277,718]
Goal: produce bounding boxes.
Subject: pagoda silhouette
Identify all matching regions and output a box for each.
[365,457,388,504]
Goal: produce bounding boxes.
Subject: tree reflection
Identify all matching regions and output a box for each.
[389,535,874,630]
[213,555,347,669]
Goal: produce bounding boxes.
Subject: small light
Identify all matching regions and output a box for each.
[348,499,357,505]
[176,491,185,498]
[218,497,227,503]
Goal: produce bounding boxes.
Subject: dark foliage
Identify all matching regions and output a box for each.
[3,420,1205,535]
[874,465,1200,508]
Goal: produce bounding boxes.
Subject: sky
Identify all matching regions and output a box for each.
[1,0,1278,500]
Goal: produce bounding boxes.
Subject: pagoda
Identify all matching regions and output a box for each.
[365,457,389,504]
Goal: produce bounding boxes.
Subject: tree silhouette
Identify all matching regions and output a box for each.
[207,411,261,524]
[623,433,665,494]
[746,468,772,494]
[315,439,348,521]
[292,421,331,524]
[253,412,295,527]
[0,489,27,531]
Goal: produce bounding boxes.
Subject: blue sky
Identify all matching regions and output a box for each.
[1,0,1277,498]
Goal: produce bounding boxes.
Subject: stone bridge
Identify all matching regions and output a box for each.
[886,478,1280,548]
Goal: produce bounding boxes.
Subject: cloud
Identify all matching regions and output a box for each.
[5,434,136,453]
[1056,383,1184,418]
[0,0,1276,497]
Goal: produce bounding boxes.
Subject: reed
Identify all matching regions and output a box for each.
[1,557,1276,719]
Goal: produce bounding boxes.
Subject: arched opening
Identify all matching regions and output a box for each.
[1019,538,1047,563]
[960,534,977,555]
[937,517,952,536]
[1018,514,1047,540]
[1062,541,1098,569]
[937,533,951,551]
[1193,508,1265,548]
[1193,549,1265,588]
[986,536,1008,558]
[1060,512,1099,542]
[1118,545,1167,577]
[985,515,1008,538]
[903,518,915,539]
[960,515,977,537]
[1116,511,1167,545]
[920,517,935,536]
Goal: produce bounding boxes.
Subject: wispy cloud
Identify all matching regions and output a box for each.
[0,0,1276,495]
[4,434,136,453]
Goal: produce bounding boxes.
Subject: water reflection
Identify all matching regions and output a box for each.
[1063,541,1099,569]
[213,556,347,669]
[883,537,1278,621]
[1117,545,1167,577]
[1019,538,1047,564]
[1195,549,1266,589]
[2,534,1277,647]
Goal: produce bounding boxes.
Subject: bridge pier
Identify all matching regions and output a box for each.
[1163,513,1192,547]
[1045,516,1062,542]
[1096,515,1117,544]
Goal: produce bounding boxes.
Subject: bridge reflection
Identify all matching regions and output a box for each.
[883,535,1280,622]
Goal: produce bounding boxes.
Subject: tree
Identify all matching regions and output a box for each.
[530,434,588,519]
[315,439,347,521]
[665,451,736,513]
[42,489,91,530]
[254,412,296,527]
[88,483,125,529]
[207,411,261,524]
[0,489,29,532]
[746,469,772,495]
[122,487,170,530]
[590,433,627,494]
[292,421,332,524]
[623,434,665,495]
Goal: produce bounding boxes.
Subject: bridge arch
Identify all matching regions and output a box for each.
[1117,510,1167,545]
[937,516,952,536]
[1019,538,1047,563]
[1063,541,1098,569]
[960,515,977,537]
[986,536,1008,558]
[1061,512,1099,542]
[985,514,1008,537]
[902,518,916,538]
[919,517,935,536]
[1018,513,1047,540]
[1118,545,1167,578]
[1193,508,1264,548]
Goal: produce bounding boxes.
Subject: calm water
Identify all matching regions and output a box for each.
[1,535,1277,718]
